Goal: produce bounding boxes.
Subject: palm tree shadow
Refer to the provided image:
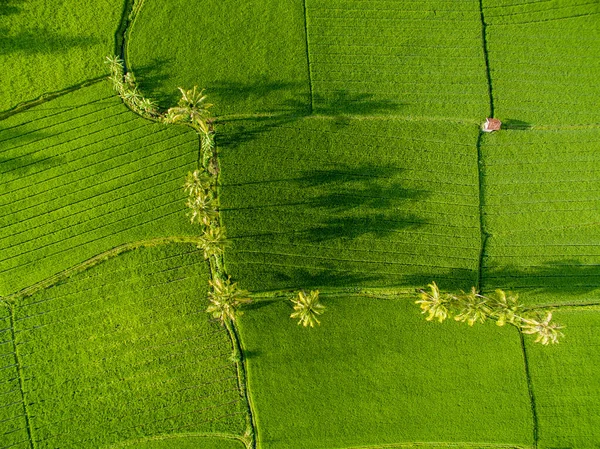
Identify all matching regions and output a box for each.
[130,58,178,107]
[0,0,23,16]
[294,165,427,243]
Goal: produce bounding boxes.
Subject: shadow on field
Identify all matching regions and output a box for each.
[272,268,380,290]
[502,118,532,131]
[484,259,600,295]
[293,165,425,242]
[215,78,402,149]
[130,58,178,106]
[0,0,99,56]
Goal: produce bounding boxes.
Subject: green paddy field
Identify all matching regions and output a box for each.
[1,0,600,448]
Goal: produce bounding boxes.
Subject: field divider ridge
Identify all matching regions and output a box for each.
[6,301,36,449]
[1,237,202,302]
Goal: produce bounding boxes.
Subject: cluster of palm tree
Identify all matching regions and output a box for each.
[290,290,326,328]
[105,55,159,118]
[163,86,215,168]
[207,276,252,325]
[416,282,564,344]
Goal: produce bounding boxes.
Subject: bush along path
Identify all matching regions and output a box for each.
[106,55,256,448]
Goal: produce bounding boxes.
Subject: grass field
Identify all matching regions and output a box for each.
[0,0,122,112]
[525,309,600,448]
[2,244,248,449]
[2,0,600,447]
[237,296,532,449]
[0,81,199,296]
[218,118,481,293]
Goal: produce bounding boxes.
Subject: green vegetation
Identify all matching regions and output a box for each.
[417,283,564,344]
[289,290,325,327]
[0,81,198,295]
[525,309,600,448]
[237,296,532,449]
[2,244,248,448]
[207,276,252,325]
[218,118,481,293]
[0,0,122,112]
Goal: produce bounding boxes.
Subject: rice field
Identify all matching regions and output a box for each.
[2,0,600,447]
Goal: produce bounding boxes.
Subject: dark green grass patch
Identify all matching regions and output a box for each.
[483,0,600,126]
[525,309,600,448]
[0,0,122,112]
[306,0,489,120]
[218,117,481,293]
[8,244,247,448]
[237,295,533,449]
[0,81,199,296]
[127,0,310,116]
[480,129,600,305]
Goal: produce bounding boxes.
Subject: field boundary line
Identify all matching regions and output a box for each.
[519,331,539,448]
[0,78,107,122]
[476,131,489,291]
[104,432,247,449]
[345,443,529,449]
[301,0,314,114]
[7,302,36,449]
[1,236,202,302]
[478,0,494,118]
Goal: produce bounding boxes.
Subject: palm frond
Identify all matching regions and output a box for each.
[290,290,325,327]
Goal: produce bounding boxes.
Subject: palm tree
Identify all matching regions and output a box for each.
[290,290,325,328]
[521,312,564,345]
[186,191,218,226]
[206,276,252,324]
[454,287,491,326]
[197,227,226,259]
[164,86,213,136]
[415,282,451,323]
[183,169,212,198]
[490,289,523,326]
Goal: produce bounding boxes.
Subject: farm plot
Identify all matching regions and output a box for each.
[479,128,600,305]
[237,295,533,449]
[524,309,600,448]
[127,0,310,116]
[0,0,122,112]
[0,81,199,296]
[483,0,600,126]
[5,244,247,449]
[218,117,481,293]
[305,0,489,121]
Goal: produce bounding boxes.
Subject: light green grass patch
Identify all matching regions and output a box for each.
[306,0,489,121]
[127,0,310,116]
[8,244,247,448]
[484,0,600,126]
[525,309,600,448]
[219,117,481,292]
[0,0,122,112]
[480,129,600,305]
[238,296,533,449]
[0,81,199,296]
[111,434,246,449]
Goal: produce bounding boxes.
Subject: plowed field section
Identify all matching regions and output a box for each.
[219,118,481,292]
[0,82,198,296]
[10,244,247,449]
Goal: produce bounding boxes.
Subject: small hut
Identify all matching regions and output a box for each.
[482,118,502,132]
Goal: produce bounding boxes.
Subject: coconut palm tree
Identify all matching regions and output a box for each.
[164,86,213,136]
[207,276,252,324]
[454,287,491,326]
[521,312,564,345]
[186,191,218,226]
[415,282,451,323]
[490,289,523,326]
[183,169,213,198]
[197,227,226,259]
[290,290,325,328]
